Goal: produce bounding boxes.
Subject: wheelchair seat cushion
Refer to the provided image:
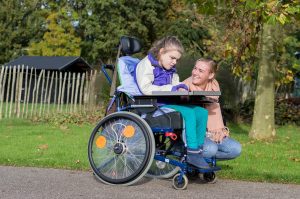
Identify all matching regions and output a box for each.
[143,111,183,130]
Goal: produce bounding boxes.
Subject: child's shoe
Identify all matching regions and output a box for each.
[187,152,210,169]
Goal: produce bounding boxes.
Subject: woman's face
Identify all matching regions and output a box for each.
[158,48,181,70]
[191,61,214,86]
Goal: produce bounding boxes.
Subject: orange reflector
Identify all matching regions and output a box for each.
[96,136,106,148]
[123,125,135,138]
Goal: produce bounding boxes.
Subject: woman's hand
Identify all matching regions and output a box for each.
[178,88,188,92]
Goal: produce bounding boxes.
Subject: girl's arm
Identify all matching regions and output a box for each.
[171,73,180,85]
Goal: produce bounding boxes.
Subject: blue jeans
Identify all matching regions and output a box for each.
[202,137,242,160]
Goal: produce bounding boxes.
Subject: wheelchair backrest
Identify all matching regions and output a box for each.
[117,56,142,96]
[106,36,143,96]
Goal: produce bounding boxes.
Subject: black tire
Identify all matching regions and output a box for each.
[88,112,155,185]
[200,172,218,184]
[172,173,188,190]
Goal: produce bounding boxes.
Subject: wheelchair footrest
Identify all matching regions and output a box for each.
[197,166,221,173]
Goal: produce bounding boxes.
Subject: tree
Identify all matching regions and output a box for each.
[0,0,46,63]
[163,0,210,56]
[249,23,277,139]
[248,1,299,139]
[190,0,300,139]
[76,0,211,65]
[28,11,81,56]
[78,0,172,64]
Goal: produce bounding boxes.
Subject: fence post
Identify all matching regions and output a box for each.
[70,72,76,113]
[57,72,62,112]
[16,65,24,118]
[22,66,28,118]
[0,67,5,119]
[5,67,12,118]
[83,71,90,111]
[34,70,44,117]
[31,69,37,117]
[60,72,67,112]
[39,70,45,116]
[25,68,33,118]
[66,72,71,112]
[74,73,80,112]
[47,71,55,115]
[43,70,50,115]
[90,70,98,110]
[79,73,85,112]
[14,66,20,117]
[9,66,17,118]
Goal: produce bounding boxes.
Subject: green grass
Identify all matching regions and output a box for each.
[0,118,299,184]
[0,102,88,118]
[218,123,300,184]
[0,118,94,170]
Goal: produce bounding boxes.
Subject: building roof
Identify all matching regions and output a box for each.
[4,56,92,72]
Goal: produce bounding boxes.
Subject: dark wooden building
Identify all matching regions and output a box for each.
[5,56,92,72]
[1,56,93,104]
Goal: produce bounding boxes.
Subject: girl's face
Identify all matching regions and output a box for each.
[158,48,182,70]
[191,61,215,86]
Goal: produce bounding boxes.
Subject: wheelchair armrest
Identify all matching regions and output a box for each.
[200,97,219,104]
[126,96,158,114]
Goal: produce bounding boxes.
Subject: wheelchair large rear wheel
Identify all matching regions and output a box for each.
[88,111,155,185]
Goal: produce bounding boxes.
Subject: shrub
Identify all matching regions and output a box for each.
[275,98,300,126]
[234,98,300,126]
[31,108,105,126]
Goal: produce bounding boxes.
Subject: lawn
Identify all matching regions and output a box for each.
[0,118,299,184]
[0,118,93,170]
[218,123,300,184]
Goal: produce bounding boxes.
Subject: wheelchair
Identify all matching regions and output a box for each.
[88,36,221,190]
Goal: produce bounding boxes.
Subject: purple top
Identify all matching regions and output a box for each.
[147,53,177,86]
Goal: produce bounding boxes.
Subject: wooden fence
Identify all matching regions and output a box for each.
[0,65,98,119]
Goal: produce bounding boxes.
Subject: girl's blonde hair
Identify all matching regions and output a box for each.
[196,58,218,73]
[149,36,184,59]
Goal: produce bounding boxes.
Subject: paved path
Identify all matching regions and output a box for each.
[1,166,299,199]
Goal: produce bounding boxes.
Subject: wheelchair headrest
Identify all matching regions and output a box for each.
[120,36,142,55]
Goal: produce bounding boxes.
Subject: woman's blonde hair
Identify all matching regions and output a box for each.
[149,36,184,59]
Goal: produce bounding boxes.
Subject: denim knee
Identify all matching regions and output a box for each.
[202,138,218,158]
[219,137,242,159]
[230,141,242,158]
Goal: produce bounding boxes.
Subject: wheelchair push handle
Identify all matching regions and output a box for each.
[101,64,114,85]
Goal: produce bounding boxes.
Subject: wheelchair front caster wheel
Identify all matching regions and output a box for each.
[200,172,217,184]
[172,174,188,190]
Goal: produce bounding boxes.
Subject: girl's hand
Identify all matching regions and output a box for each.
[171,84,188,91]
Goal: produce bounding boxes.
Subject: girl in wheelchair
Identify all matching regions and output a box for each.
[135,36,210,169]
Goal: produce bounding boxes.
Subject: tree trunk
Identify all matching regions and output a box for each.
[249,23,276,139]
